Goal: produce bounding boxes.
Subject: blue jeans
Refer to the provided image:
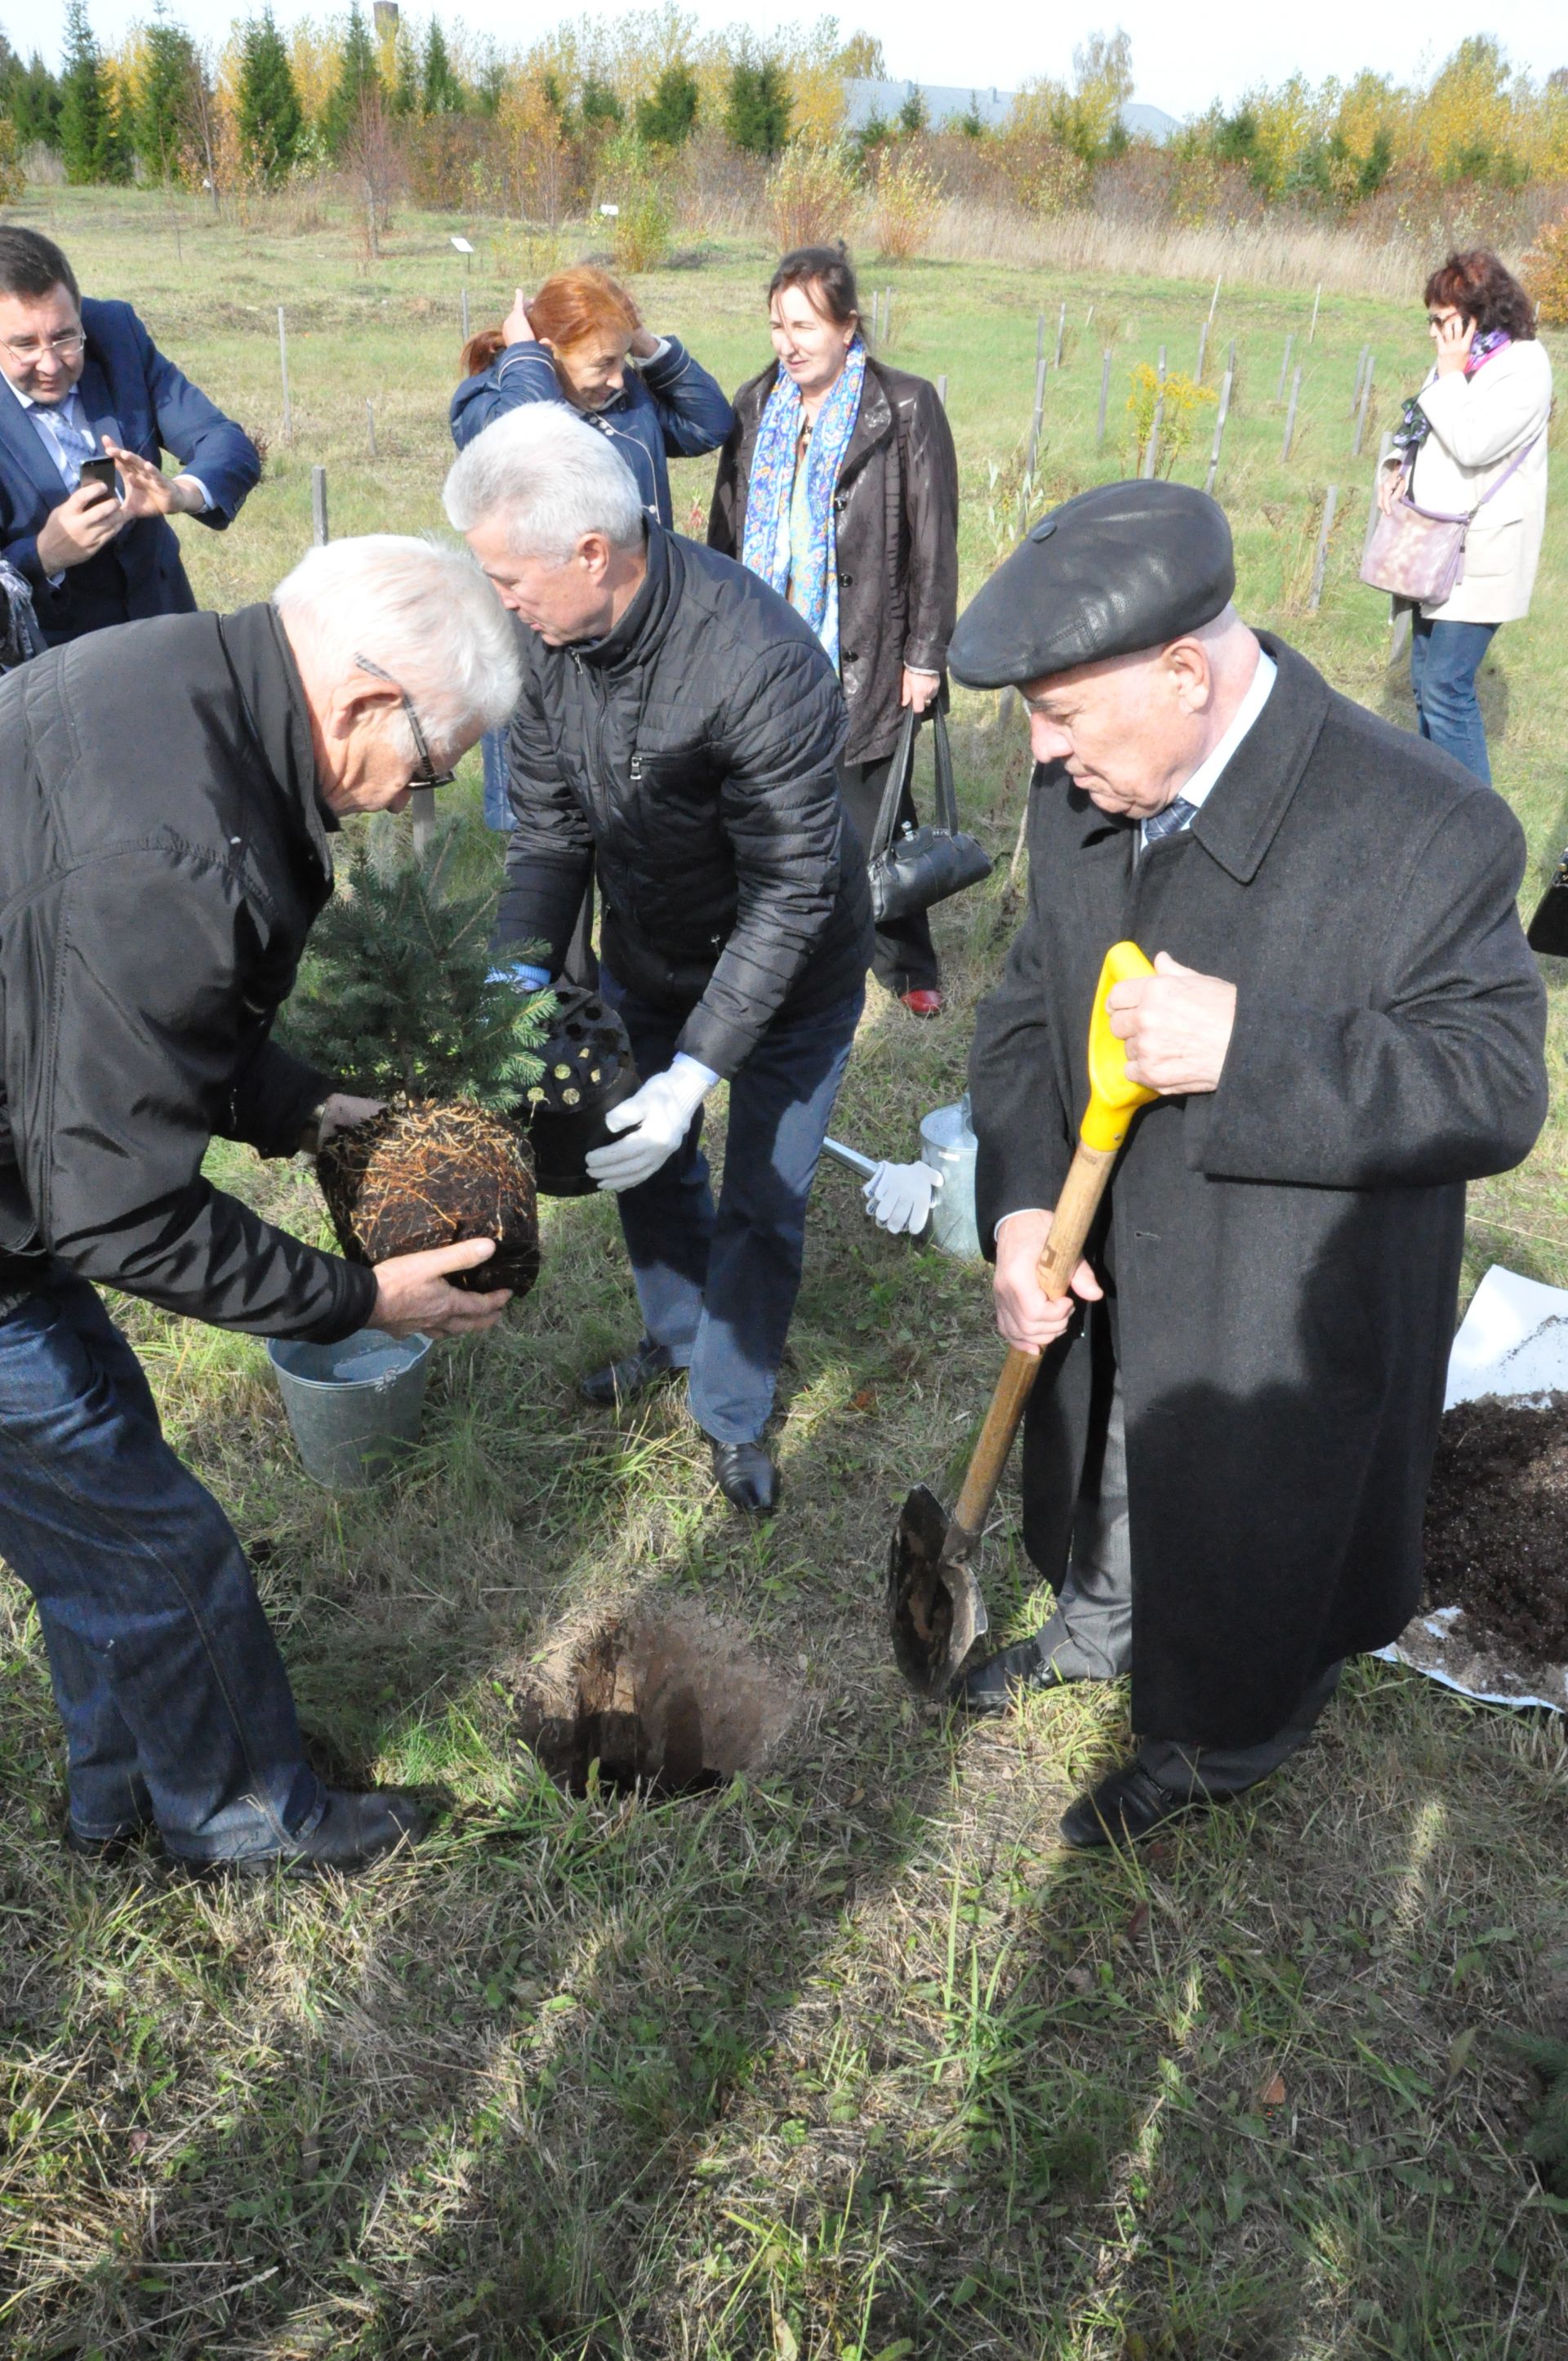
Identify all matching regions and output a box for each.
[0,1268,322,1860]
[1410,617,1499,783]
[481,727,511,830]
[599,975,863,1443]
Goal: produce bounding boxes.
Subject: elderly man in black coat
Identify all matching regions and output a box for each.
[445,403,872,1516]
[0,535,518,1874]
[951,481,1548,1850]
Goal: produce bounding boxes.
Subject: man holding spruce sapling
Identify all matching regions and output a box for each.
[0,534,521,1876]
[445,403,874,1516]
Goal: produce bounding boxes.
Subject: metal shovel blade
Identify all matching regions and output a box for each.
[888,1484,990,1697]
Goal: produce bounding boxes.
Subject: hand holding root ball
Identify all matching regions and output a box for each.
[1106,951,1236,1095]
[369,1236,511,1339]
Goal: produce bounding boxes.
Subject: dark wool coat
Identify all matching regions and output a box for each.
[706,356,959,767]
[0,604,375,1340]
[969,635,1548,1748]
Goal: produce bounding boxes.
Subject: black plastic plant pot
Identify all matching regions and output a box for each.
[519,987,642,1198]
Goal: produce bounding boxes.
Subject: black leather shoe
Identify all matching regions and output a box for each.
[579,1338,675,1408]
[1059,1760,1209,1851]
[65,1821,157,1866]
[956,1634,1070,1715]
[710,1439,779,1516]
[194,1788,429,1878]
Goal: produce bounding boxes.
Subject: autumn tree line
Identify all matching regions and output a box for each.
[0,9,1566,273]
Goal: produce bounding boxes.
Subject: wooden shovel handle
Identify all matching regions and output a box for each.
[947,1138,1118,1544]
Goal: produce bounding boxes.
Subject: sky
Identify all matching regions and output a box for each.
[18,0,1568,120]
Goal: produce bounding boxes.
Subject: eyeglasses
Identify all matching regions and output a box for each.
[352,653,456,788]
[1,329,87,363]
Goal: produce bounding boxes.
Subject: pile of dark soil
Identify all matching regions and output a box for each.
[1423,1392,1568,1668]
[317,1100,540,1298]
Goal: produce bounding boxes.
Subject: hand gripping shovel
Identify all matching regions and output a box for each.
[888,941,1160,1697]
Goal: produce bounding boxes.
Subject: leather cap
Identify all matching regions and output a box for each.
[948,479,1236,690]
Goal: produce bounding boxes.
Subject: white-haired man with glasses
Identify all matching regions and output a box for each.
[0,225,260,647]
[0,535,517,1877]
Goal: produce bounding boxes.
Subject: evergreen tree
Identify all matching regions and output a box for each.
[388,25,416,118]
[135,2,198,184]
[323,2,381,158]
[7,51,65,150]
[237,8,301,185]
[471,45,504,117]
[577,74,623,131]
[421,19,464,118]
[725,57,790,157]
[59,0,127,184]
[636,60,697,148]
[897,84,927,137]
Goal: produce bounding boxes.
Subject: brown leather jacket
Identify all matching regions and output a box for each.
[708,355,959,768]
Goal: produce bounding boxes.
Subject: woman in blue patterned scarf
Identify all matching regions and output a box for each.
[709,247,959,1018]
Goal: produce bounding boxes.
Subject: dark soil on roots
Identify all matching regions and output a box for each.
[316,1101,541,1298]
[1423,1392,1568,1667]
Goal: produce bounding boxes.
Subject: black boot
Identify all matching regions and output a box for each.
[579,1338,675,1408]
[710,1438,779,1516]
[183,1788,430,1878]
[64,1820,158,1867]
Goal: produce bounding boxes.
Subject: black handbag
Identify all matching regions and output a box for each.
[865,706,992,925]
[1528,849,1568,957]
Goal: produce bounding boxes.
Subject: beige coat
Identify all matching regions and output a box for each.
[1405,338,1552,624]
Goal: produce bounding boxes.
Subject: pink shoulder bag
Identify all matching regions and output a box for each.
[1360,434,1540,606]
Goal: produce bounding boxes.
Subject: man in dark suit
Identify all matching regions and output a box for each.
[948,481,1548,1851]
[0,225,259,646]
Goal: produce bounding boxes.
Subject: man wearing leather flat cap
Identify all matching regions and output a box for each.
[954,479,1547,1851]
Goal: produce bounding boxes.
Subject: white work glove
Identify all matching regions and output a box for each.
[584,1055,714,1192]
[862,1159,943,1236]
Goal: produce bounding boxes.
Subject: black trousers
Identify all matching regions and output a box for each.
[837,755,941,997]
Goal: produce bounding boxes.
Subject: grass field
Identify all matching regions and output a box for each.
[1,183,1566,2359]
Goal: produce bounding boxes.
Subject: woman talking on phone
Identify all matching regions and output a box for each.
[1375,248,1551,783]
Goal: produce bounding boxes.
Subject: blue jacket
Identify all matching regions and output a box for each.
[0,296,260,647]
[449,336,733,525]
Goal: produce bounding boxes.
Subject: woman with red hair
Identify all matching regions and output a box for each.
[451,265,731,528]
[1375,247,1551,782]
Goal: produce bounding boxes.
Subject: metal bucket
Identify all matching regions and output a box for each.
[267,1329,433,1490]
[920,1094,982,1261]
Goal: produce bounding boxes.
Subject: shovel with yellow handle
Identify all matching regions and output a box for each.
[888,942,1160,1696]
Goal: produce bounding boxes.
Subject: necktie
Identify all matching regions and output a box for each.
[34,397,98,491]
[1143,795,1196,849]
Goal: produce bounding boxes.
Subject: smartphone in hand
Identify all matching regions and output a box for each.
[77,453,120,498]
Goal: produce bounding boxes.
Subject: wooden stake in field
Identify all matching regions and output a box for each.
[1036,310,1045,372]
[310,464,329,548]
[461,286,470,342]
[1028,354,1047,476]
[1205,365,1234,495]
[1281,363,1303,460]
[1350,345,1369,417]
[1142,345,1166,480]
[1208,270,1222,323]
[365,398,376,457]
[1097,350,1111,451]
[1308,281,1322,342]
[1352,356,1374,457]
[1196,317,1209,382]
[1054,301,1067,368]
[870,289,880,345]
[935,372,948,410]
[1276,332,1295,405]
[1308,485,1339,612]
[277,305,292,443]
[883,287,893,345]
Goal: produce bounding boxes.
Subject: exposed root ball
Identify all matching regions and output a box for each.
[316,1101,541,1298]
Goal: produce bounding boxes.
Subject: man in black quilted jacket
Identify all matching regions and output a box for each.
[445,404,872,1513]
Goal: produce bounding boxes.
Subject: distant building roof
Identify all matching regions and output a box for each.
[841,78,1179,145]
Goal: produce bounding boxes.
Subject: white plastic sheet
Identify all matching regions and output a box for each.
[1376,1264,1568,1713]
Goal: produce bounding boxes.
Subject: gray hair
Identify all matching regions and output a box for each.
[270,534,520,761]
[442,404,645,563]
